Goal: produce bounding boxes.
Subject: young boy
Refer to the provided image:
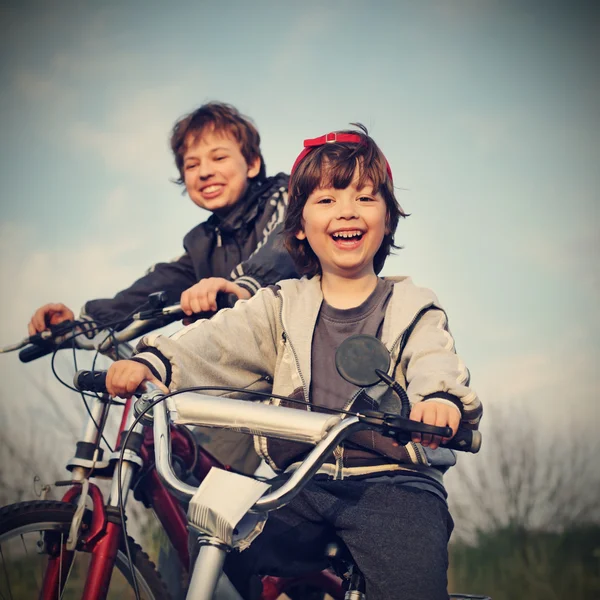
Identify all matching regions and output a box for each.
[26,101,297,472]
[106,125,482,599]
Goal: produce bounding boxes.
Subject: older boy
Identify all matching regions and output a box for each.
[27,101,297,472]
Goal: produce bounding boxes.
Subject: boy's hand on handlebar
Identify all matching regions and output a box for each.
[106,360,168,399]
[180,277,251,318]
[409,401,460,450]
[28,303,75,336]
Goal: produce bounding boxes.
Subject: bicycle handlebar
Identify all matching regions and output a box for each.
[6,290,245,362]
[4,303,185,363]
[73,370,481,453]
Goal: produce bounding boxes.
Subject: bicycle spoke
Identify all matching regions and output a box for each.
[21,533,41,592]
[1,502,167,600]
[0,543,14,600]
[36,531,46,590]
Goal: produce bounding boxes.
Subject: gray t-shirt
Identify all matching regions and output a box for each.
[310,277,394,413]
[310,277,447,502]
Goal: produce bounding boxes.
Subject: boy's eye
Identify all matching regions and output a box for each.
[358,196,374,202]
[317,197,333,204]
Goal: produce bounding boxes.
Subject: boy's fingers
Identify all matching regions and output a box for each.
[127,375,142,395]
[151,377,169,394]
[207,289,218,312]
[420,404,436,447]
[106,365,122,398]
[180,291,192,315]
[409,403,424,444]
[429,408,449,450]
[31,308,48,333]
[446,410,460,441]
[190,295,207,314]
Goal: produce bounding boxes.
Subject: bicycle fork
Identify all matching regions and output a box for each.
[41,398,144,600]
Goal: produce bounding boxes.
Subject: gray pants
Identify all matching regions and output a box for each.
[225,479,454,600]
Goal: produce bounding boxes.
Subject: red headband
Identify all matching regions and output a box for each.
[290,131,393,183]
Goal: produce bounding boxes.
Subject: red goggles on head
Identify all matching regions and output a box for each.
[290,131,393,183]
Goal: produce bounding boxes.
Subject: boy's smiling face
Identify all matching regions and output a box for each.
[183,128,261,214]
[296,168,388,279]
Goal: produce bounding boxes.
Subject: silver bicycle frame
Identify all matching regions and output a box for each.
[148,384,371,600]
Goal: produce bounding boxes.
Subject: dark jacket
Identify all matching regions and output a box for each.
[83,173,296,328]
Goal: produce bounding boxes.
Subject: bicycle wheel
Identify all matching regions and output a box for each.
[0,500,170,600]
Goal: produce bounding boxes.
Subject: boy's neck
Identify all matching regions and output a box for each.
[320,271,379,309]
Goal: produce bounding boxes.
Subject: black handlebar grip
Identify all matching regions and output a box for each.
[442,428,482,453]
[216,291,239,310]
[19,343,56,363]
[73,370,108,393]
[407,421,453,438]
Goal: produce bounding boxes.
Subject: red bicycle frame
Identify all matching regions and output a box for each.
[41,396,342,600]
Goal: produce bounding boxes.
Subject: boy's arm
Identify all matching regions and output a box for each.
[232,222,298,295]
[400,307,482,431]
[82,252,197,328]
[231,176,298,295]
[130,287,280,392]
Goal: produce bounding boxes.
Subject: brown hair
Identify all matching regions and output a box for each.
[283,124,407,276]
[170,102,266,185]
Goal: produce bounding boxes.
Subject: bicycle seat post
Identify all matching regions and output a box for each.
[186,535,230,599]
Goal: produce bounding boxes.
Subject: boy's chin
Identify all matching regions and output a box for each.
[326,264,377,279]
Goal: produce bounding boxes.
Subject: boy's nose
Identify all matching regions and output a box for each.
[198,163,215,179]
[336,200,359,219]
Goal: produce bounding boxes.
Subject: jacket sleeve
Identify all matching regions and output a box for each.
[82,252,197,329]
[399,308,482,430]
[131,287,280,393]
[230,177,298,295]
[232,222,298,295]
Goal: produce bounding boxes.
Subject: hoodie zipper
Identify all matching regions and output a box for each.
[333,387,364,480]
[278,295,310,407]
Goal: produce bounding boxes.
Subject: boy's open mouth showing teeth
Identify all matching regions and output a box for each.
[330,230,365,248]
[331,230,364,240]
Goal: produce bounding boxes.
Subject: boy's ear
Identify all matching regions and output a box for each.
[295,229,307,241]
[247,156,261,179]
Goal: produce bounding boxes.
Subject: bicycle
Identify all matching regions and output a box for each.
[0,301,341,600]
[0,305,489,599]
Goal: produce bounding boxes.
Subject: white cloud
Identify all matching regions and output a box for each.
[0,220,144,342]
[67,86,182,178]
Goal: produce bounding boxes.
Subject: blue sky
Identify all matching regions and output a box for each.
[0,1,598,449]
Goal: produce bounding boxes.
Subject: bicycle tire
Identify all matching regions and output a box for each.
[0,500,171,600]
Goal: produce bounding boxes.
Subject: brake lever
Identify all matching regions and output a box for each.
[358,410,452,442]
[2,320,78,353]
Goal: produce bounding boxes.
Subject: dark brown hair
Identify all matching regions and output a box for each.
[283,123,407,276]
[170,102,266,184]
